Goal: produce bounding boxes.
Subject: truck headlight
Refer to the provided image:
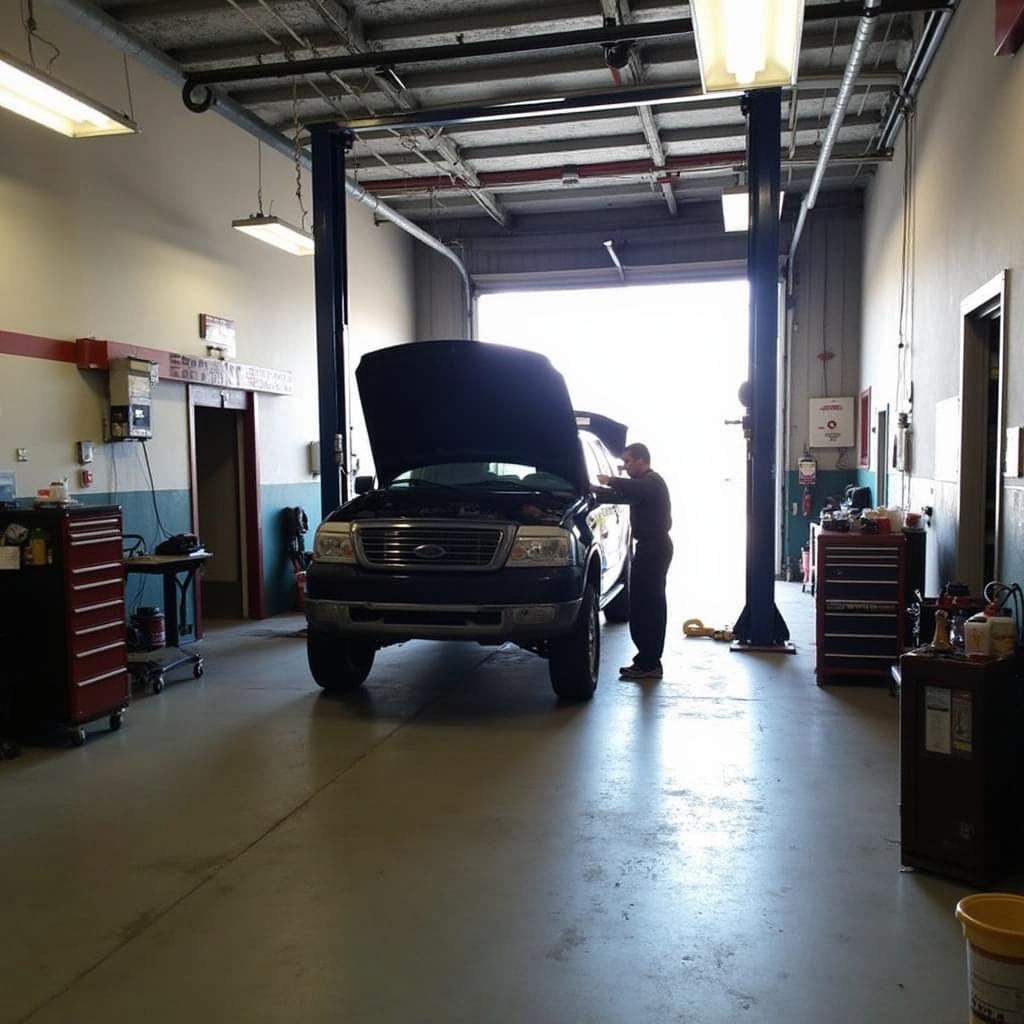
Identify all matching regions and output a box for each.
[313,523,355,564]
[506,526,573,567]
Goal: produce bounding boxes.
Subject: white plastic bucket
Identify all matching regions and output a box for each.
[956,893,1024,1024]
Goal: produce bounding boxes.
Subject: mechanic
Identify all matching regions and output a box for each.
[597,443,673,680]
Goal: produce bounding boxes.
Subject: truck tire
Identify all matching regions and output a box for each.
[307,631,375,692]
[603,555,631,623]
[548,584,600,701]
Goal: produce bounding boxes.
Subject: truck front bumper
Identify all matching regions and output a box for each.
[305,597,581,642]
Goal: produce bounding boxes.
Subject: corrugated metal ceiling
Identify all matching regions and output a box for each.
[92,0,917,224]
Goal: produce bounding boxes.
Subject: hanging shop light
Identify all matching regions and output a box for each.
[231,214,315,256]
[721,186,786,232]
[690,0,806,93]
[0,48,137,138]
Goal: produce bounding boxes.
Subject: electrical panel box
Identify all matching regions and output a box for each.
[808,396,855,448]
[109,358,158,440]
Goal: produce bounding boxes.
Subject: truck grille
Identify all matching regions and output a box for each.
[355,523,508,570]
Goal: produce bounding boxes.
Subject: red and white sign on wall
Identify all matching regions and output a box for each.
[996,0,1024,55]
[809,396,854,448]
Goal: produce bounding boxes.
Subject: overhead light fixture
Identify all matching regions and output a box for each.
[0,48,137,138]
[232,215,315,256]
[721,186,786,232]
[690,0,806,93]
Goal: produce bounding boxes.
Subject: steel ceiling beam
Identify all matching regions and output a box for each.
[334,73,900,138]
[302,0,509,226]
[344,112,879,171]
[360,144,888,194]
[600,0,676,216]
[183,17,694,103]
[175,22,907,82]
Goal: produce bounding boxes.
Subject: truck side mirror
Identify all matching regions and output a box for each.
[354,475,375,495]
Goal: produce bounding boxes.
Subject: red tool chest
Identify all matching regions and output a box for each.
[0,505,128,745]
[815,531,907,682]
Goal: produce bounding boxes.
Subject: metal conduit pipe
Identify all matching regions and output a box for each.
[877,4,957,152]
[45,0,475,333]
[787,0,883,271]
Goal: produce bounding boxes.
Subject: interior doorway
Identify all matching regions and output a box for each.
[188,385,265,625]
[477,280,749,623]
[957,273,1007,594]
[876,407,889,507]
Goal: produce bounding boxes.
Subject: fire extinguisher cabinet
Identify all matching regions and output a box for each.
[899,651,1024,886]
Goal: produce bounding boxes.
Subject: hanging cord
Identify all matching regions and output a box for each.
[122,54,135,122]
[21,0,60,69]
[140,440,172,540]
[256,139,265,216]
[292,78,309,232]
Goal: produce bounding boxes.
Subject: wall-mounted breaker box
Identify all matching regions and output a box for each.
[109,358,158,440]
[808,396,854,448]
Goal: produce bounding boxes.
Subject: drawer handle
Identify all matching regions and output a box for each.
[69,527,121,538]
[71,562,123,575]
[70,536,121,547]
[73,598,125,614]
[74,640,125,658]
[70,517,120,528]
[77,667,127,688]
[72,577,122,592]
[824,653,894,661]
[824,579,897,585]
[74,620,123,637]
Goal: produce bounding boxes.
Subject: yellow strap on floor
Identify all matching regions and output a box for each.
[683,618,735,643]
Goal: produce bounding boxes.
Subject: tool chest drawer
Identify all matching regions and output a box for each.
[816,533,907,682]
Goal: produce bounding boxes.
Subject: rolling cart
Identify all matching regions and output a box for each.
[124,552,210,692]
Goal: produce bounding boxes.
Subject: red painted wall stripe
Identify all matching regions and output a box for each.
[0,330,78,363]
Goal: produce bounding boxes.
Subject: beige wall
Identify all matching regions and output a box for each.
[861,0,1024,588]
[0,5,414,498]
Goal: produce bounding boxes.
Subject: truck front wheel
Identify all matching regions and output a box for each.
[307,631,375,692]
[548,584,600,701]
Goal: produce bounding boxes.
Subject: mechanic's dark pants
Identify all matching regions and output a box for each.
[629,536,674,669]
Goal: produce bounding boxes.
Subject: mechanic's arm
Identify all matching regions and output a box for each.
[595,474,653,502]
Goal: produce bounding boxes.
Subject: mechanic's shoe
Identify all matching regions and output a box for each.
[619,663,663,679]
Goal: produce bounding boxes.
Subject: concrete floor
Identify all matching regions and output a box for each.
[0,584,993,1023]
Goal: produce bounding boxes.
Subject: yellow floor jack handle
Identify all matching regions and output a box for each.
[683,618,735,643]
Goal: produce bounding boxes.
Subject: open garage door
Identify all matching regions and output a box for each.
[479,279,748,626]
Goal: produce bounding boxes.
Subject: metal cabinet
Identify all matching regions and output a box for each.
[815,532,906,682]
[0,506,128,744]
[899,652,1024,886]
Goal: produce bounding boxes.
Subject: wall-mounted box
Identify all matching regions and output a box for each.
[808,396,854,448]
[1006,426,1023,477]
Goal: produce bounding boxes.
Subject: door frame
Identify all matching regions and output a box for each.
[187,384,265,626]
[957,271,1007,592]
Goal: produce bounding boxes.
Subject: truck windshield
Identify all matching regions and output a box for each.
[388,462,574,494]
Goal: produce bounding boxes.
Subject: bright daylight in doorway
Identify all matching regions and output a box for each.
[478,279,750,624]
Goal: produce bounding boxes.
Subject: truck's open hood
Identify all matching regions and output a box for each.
[356,340,588,493]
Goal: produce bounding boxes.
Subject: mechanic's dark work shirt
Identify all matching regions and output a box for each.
[605,470,672,542]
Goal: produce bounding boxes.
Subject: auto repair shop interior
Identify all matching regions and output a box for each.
[2,1,1024,1021]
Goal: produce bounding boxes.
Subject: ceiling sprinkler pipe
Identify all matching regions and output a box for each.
[47,0,475,326]
[877,4,957,152]
[788,0,882,266]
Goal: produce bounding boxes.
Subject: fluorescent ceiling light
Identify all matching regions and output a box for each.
[691,0,806,93]
[232,215,315,256]
[721,187,786,232]
[0,49,137,138]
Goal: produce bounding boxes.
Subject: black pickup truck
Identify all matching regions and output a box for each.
[305,339,631,701]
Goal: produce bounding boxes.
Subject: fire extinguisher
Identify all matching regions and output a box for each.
[802,486,814,517]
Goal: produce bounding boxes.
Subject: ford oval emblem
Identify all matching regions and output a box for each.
[413,543,446,560]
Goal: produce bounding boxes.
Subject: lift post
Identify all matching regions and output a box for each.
[310,124,353,519]
[732,88,794,654]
